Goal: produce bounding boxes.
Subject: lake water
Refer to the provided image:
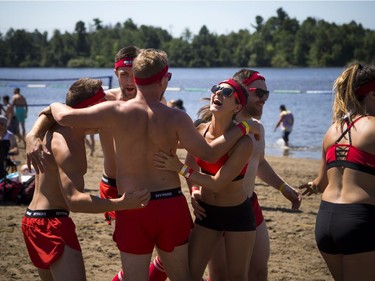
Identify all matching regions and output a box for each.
[0,67,344,160]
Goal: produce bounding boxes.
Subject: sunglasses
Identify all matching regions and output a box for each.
[165,72,172,81]
[211,84,235,97]
[248,87,269,99]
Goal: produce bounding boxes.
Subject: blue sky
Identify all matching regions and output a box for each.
[1,1,375,37]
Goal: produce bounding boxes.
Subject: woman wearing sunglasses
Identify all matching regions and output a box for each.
[154,78,256,280]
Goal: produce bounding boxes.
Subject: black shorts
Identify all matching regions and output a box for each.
[315,201,375,255]
[195,197,255,232]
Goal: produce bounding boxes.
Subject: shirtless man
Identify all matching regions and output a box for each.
[47,48,261,281]
[21,78,150,281]
[27,46,139,221]
[274,104,294,147]
[2,95,21,138]
[26,45,169,281]
[11,87,27,145]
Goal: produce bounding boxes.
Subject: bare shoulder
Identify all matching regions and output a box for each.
[105,88,120,101]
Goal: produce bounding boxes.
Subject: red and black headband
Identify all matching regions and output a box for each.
[355,80,375,97]
[114,58,134,70]
[73,87,105,109]
[219,79,246,107]
[134,65,169,86]
[242,71,265,86]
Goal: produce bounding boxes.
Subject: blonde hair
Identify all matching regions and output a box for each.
[332,63,375,126]
[133,48,168,79]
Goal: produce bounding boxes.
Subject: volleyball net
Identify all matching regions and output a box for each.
[0,76,113,107]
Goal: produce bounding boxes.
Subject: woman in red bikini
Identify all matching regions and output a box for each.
[155,78,256,281]
[300,63,375,281]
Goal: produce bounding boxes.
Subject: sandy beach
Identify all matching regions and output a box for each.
[0,144,333,281]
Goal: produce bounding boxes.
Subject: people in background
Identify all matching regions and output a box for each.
[274,104,294,146]
[11,87,28,146]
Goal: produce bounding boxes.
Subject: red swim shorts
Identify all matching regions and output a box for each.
[21,209,81,269]
[251,192,265,227]
[113,187,193,254]
[99,175,118,224]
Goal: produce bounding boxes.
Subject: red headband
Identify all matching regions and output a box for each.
[219,79,246,107]
[355,80,375,97]
[242,72,265,86]
[134,65,169,86]
[115,58,134,69]
[73,87,105,109]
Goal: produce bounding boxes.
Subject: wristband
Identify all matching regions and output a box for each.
[241,121,250,134]
[278,182,286,193]
[191,186,200,193]
[184,168,194,179]
[237,122,247,135]
[179,164,188,176]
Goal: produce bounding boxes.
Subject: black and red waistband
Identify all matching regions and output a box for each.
[150,187,182,200]
[101,174,117,187]
[25,208,69,218]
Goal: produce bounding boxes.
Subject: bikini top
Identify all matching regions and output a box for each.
[195,124,249,181]
[326,116,375,175]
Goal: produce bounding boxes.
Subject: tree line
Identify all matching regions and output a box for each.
[1,8,374,68]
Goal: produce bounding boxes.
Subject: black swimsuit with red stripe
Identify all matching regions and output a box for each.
[325,116,375,175]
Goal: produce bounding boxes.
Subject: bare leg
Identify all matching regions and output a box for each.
[120,251,151,281]
[343,251,375,281]
[248,221,269,281]
[50,245,86,281]
[38,268,54,281]
[207,236,227,281]
[320,252,343,281]
[190,224,223,281]
[225,231,255,281]
[157,244,191,281]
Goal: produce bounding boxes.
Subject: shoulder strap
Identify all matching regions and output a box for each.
[335,115,366,144]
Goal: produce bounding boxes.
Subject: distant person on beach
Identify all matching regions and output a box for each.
[299,63,375,281]
[155,78,257,280]
[274,104,294,147]
[46,48,261,280]
[0,115,18,156]
[188,69,302,281]
[21,78,150,281]
[11,87,27,146]
[0,115,19,176]
[2,95,21,138]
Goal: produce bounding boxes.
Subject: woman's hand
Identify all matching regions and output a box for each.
[298,182,319,196]
[153,150,183,172]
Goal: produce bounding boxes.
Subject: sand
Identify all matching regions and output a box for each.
[0,144,333,281]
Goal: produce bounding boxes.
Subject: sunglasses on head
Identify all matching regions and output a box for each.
[165,72,172,81]
[248,88,269,99]
[211,84,235,97]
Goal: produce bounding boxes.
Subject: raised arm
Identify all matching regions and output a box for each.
[177,113,260,162]
[50,101,119,129]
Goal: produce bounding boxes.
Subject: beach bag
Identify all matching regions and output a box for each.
[0,178,24,202]
[16,175,35,204]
